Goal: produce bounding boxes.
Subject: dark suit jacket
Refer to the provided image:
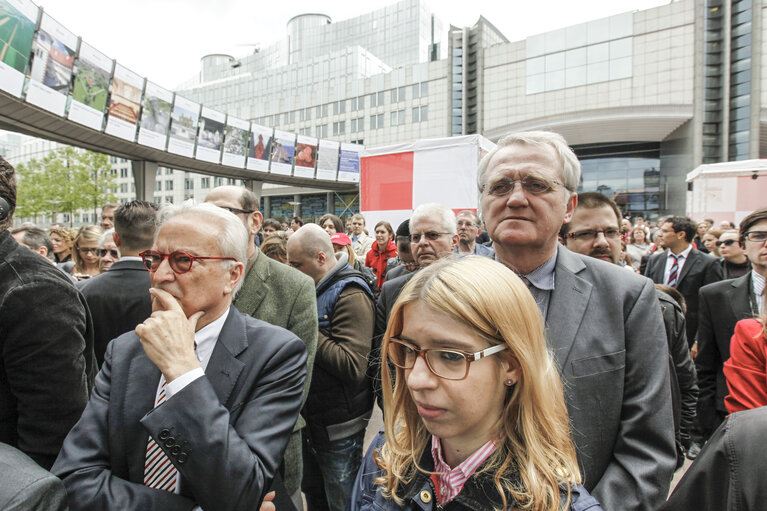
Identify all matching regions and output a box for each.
[78,259,152,366]
[0,230,96,470]
[0,443,67,511]
[644,247,722,346]
[52,306,308,511]
[548,247,675,511]
[695,273,755,431]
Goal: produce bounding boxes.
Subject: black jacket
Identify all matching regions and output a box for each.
[78,259,152,366]
[0,230,96,469]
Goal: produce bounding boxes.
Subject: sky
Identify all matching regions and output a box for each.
[36,0,670,91]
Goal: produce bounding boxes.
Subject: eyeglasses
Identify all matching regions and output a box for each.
[567,228,620,242]
[410,232,452,243]
[715,239,737,247]
[456,221,477,228]
[386,337,508,381]
[77,247,99,255]
[98,248,120,258]
[744,231,767,243]
[219,206,254,216]
[139,250,237,274]
[482,175,564,197]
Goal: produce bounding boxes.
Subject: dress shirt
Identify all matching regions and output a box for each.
[120,256,143,262]
[495,250,557,320]
[752,270,765,315]
[430,436,496,504]
[663,245,693,286]
[453,243,495,258]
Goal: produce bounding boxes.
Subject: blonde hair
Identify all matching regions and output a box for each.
[377,257,580,511]
[72,225,103,272]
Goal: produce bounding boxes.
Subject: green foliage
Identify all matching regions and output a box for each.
[14,147,117,225]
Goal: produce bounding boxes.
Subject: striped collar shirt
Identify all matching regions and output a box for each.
[752,270,765,314]
[430,436,497,504]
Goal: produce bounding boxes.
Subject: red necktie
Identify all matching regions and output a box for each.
[143,380,177,492]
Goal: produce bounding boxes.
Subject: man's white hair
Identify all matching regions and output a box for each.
[410,203,457,235]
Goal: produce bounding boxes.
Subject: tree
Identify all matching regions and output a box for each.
[14,147,117,226]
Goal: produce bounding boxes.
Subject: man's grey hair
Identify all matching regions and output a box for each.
[99,228,118,250]
[410,203,457,235]
[11,225,53,259]
[456,210,481,227]
[477,130,581,195]
[156,201,248,294]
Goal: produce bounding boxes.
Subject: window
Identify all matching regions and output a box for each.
[120,168,128,177]
[155,181,162,191]
[185,178,194,190]
[333,100,346,115]
[351,117,365,133]
[370,113,384,130]
[214,177,223,187]
[351,95,365,111]
[332,121,345,136]
[412,107,420,123]
[299,127,311,136]
[391,86,406,103]
[201,177,210,188]
[316,104,328,117]
[370,91,385,107]
[165,180,173,191]
[420,105,428,122]
[120,183,128,193]
[391,109,405,126]
[165,167,173,175]
[316,124,328,138]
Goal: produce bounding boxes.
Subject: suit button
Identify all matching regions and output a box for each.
[170,445,181,455]
[159,429,171,440]
[177,452,188,464]
[164,437,176,448]
[419,490,432,503]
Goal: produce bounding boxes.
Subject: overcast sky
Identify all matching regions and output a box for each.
[36,0,669,91]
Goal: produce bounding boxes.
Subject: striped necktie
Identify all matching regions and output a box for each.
[144,380,177,492]
[667,254,679,288]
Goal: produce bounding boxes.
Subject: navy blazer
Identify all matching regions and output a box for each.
[53,305,308,511]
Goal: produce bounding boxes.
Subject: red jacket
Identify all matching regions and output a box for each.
[724,319,767,414]
[365,238,397,291]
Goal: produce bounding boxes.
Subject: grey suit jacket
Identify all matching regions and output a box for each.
[0,443,67,511]
[52,306,308,511]
[644,248,723,345]
[548,247,675,511]
[696,273,755,428]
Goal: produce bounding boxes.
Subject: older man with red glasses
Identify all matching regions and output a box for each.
[54,203,307,511]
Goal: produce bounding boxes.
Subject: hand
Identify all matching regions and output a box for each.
[135,288,204,382]
[690,341,698,359]
[260,491,276,511]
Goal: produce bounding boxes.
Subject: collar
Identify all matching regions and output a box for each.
[194,308,230,370]
[522,250,558,291]
[316,252,349,289]
[120,256,143,262]
[244,249,260,276]
[669,244,692,259]
[430,436,496,504]
[753,270,765,297]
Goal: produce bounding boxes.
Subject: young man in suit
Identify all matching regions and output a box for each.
[205,185,317,510]
[644,216,723,350]
[696,207,767,439]
[479,131,675,511]
[79,200,159,366]
[53,203,307,511]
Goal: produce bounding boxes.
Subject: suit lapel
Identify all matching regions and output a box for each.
[547,247,593,373]
[729,273,754,318]
[205,306,247,409]
[234,252,269,316]
[676,248,701,286]
[649,251,667,283]
[126,347,162,483]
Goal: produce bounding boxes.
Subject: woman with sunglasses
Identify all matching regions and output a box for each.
[98,228,121,273]
[347,256,601,511]
[717,230,751,279]
[72,225,103,280]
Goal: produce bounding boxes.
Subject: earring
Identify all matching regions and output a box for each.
[505,379,515,387]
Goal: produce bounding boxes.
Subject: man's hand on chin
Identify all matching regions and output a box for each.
[135,287,204,383]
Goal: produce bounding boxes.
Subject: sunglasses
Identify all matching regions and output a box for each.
[98,249,119,258]
[715,239,737,247]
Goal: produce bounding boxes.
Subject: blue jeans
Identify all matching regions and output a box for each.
[302,430,365,511]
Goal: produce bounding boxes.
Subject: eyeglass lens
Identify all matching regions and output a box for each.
[387,340,467,380]
[98,249,119,258]
[410,232,446,243]
[716,239,736,247]
[141,251,194,273]
[746,231,767,242]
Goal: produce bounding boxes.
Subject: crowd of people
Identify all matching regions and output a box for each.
[0,129,765,511]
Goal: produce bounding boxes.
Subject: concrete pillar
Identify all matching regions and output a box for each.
[131,160,158,201]
[326,192,335,214]
[263,196,271,217]
[293,194,301,217]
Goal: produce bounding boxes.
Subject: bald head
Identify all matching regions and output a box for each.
[286,224,336,283]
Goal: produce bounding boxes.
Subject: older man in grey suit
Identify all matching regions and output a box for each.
[205,185,317,510]
[479,131,675,511]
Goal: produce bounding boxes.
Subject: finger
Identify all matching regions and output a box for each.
[188,311,205,331]
[263,491,275,502]
[149,288,183,312]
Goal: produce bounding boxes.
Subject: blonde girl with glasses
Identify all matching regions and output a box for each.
[72,225,102,280]
[347,256,601,511]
